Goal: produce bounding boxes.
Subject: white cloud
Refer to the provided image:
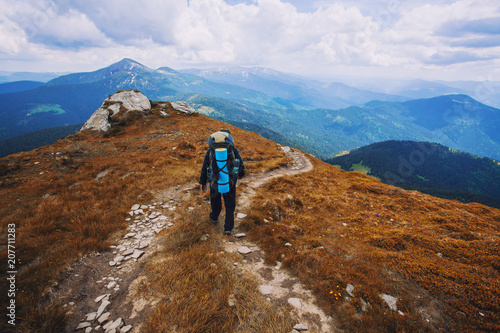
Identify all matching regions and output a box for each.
[1,0,500,81]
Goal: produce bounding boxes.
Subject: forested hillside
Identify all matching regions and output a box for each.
[327,140,500,208]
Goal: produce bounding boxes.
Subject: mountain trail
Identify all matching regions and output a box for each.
[221,146,337,333]
[48,145,337,332]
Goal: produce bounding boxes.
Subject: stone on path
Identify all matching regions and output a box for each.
[122,248,134,256]
[234,233,246,238]
[294,323,309,331]
[95,294,110,303]
[131,249,144,259]
[121,325,133,333]
[98,312,111,323]
[97,300,110,318]
[238,246,252,255]
[131,204,140,211]
[236,213,247,219]
[105,318,123,332]
[107,281,117,289]
[76,322,91,329]
[259,285,274,295]
[85,312,97,321]
[288,298,302,309]
[138,240,150,249]
[113,255,125,263]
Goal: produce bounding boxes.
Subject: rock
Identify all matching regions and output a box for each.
[138,241,150,249]
[293,323,309,331]
[107,281,117,289]
[98,312,111,323]
[86,312,98,321]
[106,318,123,332]
[380,293,398,311]
[95,294,110,303]
[124,233,136,239]
[346,284,355,297]
[131,204,140,211]
[103,320,114,330]
[113,255,125,263]
[236,213,247,219]
[234,233,246,238]
[81,90,151,132]
[259,285,274,295]
[288,298,302,309]
[170,101,195,114]
[274,262,282,270]
[76,322,91,329]
[238,247,252,255]
[97,300,110,318]
[122,248,134,256]
[200,234,209,241]
[284,242,292,247]
[85,327,92,333]
[109,261,116,267]
[131,249,144,259]
[281,146,291,153]
[121,325,133,333]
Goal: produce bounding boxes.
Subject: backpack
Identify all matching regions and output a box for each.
[207,130,241,193]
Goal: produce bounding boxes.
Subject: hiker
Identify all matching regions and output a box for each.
[199,129,246,236]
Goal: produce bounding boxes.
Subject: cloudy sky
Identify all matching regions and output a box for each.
[1,0,499,83]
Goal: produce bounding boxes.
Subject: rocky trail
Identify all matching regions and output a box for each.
[49,145,336,333]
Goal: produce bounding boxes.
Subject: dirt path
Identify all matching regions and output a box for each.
[222,146,336,333]
[50,145,336,333]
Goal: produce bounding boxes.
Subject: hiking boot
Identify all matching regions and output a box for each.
[223,230,231,236]
[210,217,218,224]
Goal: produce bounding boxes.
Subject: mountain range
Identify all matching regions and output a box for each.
[1,58,500,161]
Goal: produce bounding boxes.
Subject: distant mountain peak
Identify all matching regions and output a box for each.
[104,58,152,75]
[47,58,152,85]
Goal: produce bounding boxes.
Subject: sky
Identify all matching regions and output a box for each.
[0,0,499,83]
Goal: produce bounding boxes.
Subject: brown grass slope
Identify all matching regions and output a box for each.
[1,97,499,332]
[0,101,287,332]
[240,156,500,332]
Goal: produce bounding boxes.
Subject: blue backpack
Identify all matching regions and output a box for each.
[207,130,240,193]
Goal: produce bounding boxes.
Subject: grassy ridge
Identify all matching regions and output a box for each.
[241,157,500,332]
[0,103,288,332]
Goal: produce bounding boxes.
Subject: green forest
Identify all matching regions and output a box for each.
[0,124,82,158]
[327,140,500,208]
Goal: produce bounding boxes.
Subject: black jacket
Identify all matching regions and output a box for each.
[199,147,245,186]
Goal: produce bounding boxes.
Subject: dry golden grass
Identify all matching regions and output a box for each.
[240,157,500,332]
[144,209,295,333]
[0,101,288,332]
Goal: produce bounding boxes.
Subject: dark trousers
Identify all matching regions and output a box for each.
[209,185,236,232]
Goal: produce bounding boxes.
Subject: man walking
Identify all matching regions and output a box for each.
[199,129,245,236]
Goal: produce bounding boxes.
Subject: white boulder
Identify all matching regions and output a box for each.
[81,90,151,132]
